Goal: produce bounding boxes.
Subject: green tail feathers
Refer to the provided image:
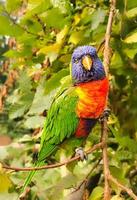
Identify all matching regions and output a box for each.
[21,144,57,193]
[21,161,44,193]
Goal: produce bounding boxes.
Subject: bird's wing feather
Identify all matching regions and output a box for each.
[38,86,79,162]
[22,83,79,192]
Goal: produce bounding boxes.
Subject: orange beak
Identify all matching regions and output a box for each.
[82,55,92,71]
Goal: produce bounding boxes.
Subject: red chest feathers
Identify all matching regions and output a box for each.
[75,78,109,119]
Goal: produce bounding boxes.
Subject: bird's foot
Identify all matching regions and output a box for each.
[75,147,87,161]
[99,108,111,122]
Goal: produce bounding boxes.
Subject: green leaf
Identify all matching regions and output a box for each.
[51,0,72,14]
[44,69,69,94]
[18,71,32,93]
[116,136,137,153]
[124,31,137,43]
[0,15,23,36]
[124,48,137,59]
[111,195,124,200]
[20,18,42,34]
[110,166,127,186]
[0,4,4,12]
[126,7,137,18]
[9,91,34,119]
[28,0,43,5]
[28,69,69,114]
[56,25,69,43]
[0,193,18,200]
[28,0,43,4]
[0,147,8,160]
[28,83,56,114]
[92,24,106,42]
[115,150,133,161]
[24,116,45,129]
[69,30,85,45]
[25,0,51,17]
[127,0,137,10]
[91,8,106,30]
[9,104,27,119]
[0,167,12,193]
[116,0,125,13]
[42,8,70,29]
[89,186,103,200]
[50,174,77,199]
[38,43,61,61]
[4,50,20,58]
[111,52,123,69]
[18,134,32,142]
[6,0,22,12]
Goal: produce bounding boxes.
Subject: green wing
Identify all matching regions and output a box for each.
[38,86,79,161]
[22,80,79,192]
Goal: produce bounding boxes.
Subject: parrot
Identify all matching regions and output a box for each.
[22,45,109,191]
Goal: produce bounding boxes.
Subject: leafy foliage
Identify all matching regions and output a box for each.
[0,0,137,199]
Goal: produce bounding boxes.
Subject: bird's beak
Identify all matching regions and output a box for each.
[82,55,92,71]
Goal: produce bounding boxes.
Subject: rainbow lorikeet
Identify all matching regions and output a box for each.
[23,46,109,190]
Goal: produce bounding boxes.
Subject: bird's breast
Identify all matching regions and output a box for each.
[75,78,109,118]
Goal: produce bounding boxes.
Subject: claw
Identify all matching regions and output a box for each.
[99,108,111,122]
[75,147,87,161]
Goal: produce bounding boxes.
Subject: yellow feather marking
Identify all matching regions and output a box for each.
[76,87,86,98]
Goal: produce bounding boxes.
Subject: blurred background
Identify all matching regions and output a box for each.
[0,0,137,199]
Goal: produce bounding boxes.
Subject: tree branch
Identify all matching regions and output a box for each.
[109,175,137,200]
[102,0,116,199]
[2,142,103,172]
[103,0,116,75]
[102,1,137,200]
[101,120,111,200]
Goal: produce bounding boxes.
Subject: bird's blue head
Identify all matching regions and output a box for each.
[71,46,106,84]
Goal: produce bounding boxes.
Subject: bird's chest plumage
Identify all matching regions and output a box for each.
[75,78,109,119]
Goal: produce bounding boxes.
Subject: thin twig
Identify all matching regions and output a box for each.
[2,142,103,172]
[71,158,102,193]
[35,14,46,34]
[109,175,137,200]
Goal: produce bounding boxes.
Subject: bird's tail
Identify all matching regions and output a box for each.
[20,161,44,194]
[20,143,57,195]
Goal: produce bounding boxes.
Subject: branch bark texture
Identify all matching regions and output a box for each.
[102,0,116,199]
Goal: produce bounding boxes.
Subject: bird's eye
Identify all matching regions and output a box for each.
[74,58,79,64]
